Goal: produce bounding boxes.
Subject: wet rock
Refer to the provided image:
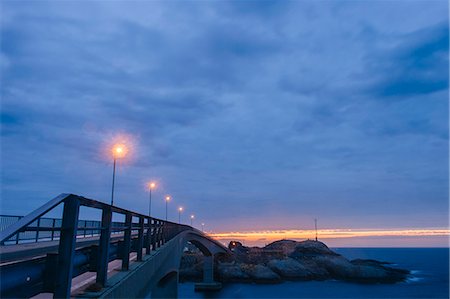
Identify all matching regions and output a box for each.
[264,240,299,255]
[217,262,250,281]
[311,255,358,278]
[297,259,330,279]
[267,258,311,279]
[289,240,338,259]
[241,264,282,283]
[350,259,410,283]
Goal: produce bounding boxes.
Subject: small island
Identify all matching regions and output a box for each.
[180,239,410,285]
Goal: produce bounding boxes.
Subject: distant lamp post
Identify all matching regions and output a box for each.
[165,196,171,221]
[190,215,195,226]
[178,207,183,224]
[110,144,127,206]
[148,182,156,217]
[201,223,205,232]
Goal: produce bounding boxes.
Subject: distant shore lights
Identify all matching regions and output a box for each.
[110,143,128,206]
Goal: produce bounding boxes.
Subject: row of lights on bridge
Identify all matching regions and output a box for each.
[110,143,205,232]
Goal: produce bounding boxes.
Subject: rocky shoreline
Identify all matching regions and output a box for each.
[180,240,410,284]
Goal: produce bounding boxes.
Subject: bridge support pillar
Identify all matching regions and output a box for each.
[203,255,214,283]
[96,207,112,287]
[54,196,80,298]
[195,255,222,291]
[151,271,178,299]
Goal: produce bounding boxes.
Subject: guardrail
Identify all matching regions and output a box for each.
[0,194,191,298]
[0,215,132,245]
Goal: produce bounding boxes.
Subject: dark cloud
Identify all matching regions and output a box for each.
[366,22,449,98]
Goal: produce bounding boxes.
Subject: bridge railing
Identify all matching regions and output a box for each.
[0,215,132,245]
[0,193,192,298]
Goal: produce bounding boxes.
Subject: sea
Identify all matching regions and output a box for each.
[179,248,449,299]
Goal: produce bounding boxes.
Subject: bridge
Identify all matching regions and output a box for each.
[0,194,230,298]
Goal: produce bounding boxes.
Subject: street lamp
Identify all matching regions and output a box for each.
[165,196,171,221]
[201,223,205,232]
[178,207,183,224]
[190,215,195,226]
[148,182,156,217]
[110,144,127,206]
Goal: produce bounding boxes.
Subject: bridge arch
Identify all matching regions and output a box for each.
[183,230,228,256]
[146,229,229,298]
[188,239,212,256]
[178,230,229,291]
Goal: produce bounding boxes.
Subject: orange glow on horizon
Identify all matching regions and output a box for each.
[209,228,450,246]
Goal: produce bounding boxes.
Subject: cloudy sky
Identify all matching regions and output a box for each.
[1,1,448,244]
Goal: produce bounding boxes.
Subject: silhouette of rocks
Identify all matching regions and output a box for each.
[179,239,410,284]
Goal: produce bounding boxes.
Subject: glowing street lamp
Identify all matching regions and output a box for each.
[165,196,171,221]
[190,214,195,226]
[201,223,205,232]
[110,144,127,206]
[178,207,183,224]
[148,182,156,217]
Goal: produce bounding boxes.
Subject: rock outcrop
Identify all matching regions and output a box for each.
[179,239,410,284]
[267,258,311,279]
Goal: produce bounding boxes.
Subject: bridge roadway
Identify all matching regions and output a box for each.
[0,194,230,298]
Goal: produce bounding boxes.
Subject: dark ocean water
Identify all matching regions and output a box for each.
[179,248,449,299]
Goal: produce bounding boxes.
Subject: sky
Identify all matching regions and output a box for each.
[1,1,449,246]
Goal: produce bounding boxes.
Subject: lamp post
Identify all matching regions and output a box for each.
[201,223,205,232]
[190,215,195,226]
[178,207,183,224]
[165,196,171,221]
[110,144,126,206]
[148,182,156,217]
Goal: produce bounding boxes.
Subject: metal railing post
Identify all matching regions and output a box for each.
[121,213,132,271]
[145,218,151,254]
[153,220,158,248]
[51,218,56,241]
[156,221,160,248]
[137,217,144,261]
[161,222,165,245]
[54,196,80,298]
[151,219,156,250]
[158,221,163,247]
[35,218,41,242]
[96,207,112,287]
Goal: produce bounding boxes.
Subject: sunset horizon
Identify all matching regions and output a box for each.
[209,227,450,247]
